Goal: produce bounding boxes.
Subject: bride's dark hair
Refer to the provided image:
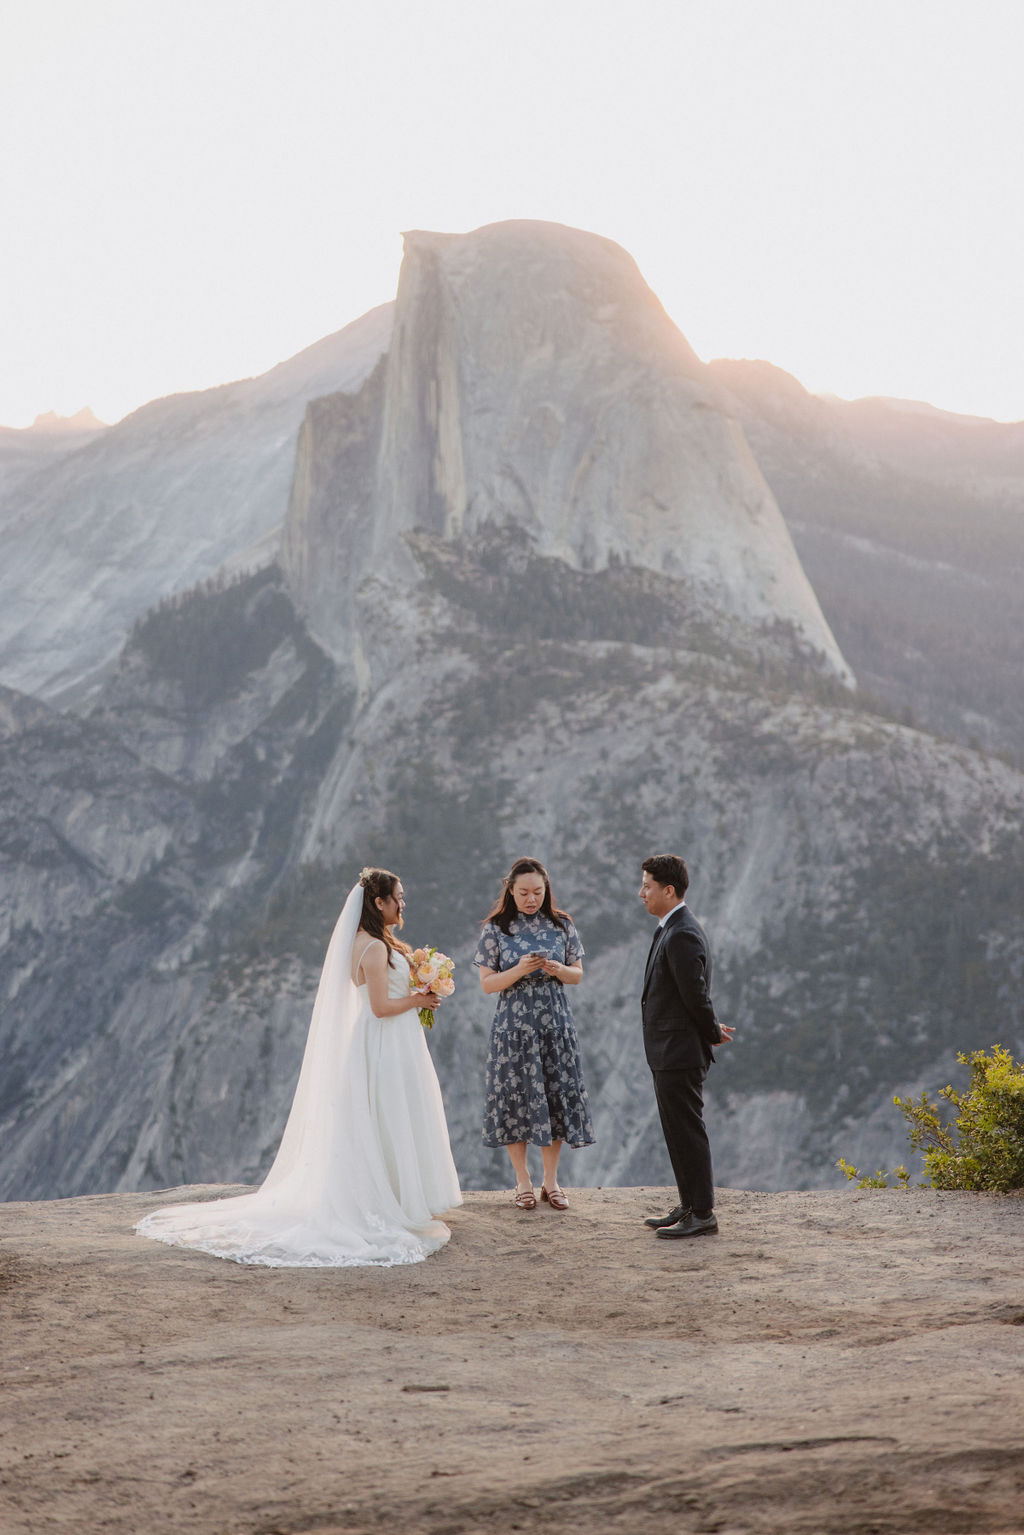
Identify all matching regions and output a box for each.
[483,856,570,936]
[358,866,411,968]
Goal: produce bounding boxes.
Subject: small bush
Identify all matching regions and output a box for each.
[837,1158,910,1189]
[839,1045,1024,1191]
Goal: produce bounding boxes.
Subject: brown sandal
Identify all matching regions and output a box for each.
[541,1186,569,1211]
[513,1186,537,1210]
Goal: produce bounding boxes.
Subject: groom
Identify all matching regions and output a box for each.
[639,853,734,1239]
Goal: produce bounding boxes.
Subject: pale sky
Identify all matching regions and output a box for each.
[1,0,1022,428]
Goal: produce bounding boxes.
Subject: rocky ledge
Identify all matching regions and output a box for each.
[2,1185,1022,1533]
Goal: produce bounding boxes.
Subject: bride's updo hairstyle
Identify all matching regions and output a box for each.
[358,866,411,967]
[484,856,571,935]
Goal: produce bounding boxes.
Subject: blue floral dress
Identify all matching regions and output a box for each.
[474,914,595,1149]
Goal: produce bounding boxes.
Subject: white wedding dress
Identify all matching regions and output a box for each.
[135,884,462,1265]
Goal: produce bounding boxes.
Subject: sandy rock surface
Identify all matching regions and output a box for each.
[2,1184,1023,1533]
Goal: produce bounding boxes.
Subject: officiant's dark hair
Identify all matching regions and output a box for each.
[642,853,689,899]
[484,857,571,935]
[358,866,411,967]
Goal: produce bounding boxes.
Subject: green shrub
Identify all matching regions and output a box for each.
[837,1158,910,1189]
[838,1045,1024,1191]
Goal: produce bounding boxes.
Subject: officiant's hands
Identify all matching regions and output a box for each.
[516,952,548,978]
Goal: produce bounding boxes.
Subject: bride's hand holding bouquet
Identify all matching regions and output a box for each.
[409,947,456,1028]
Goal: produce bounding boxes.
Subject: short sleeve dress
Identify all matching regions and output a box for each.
[474,913,595,1150]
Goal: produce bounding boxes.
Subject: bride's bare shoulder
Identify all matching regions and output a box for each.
[351,932,385,982]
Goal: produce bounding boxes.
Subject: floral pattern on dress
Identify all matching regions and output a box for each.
[474,913,595,1150]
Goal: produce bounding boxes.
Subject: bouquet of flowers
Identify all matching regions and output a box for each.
[409,946,456,1028]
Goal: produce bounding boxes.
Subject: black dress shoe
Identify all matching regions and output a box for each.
[656,1210,718,1240]
[644,1203,690,1230]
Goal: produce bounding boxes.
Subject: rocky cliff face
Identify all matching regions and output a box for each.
[0,305,392,703]
[284,222,852,687]
[711,359,1024,762]
[0,569,348,1197]
[1,222,1021,1204]
[2,556,1021,1202]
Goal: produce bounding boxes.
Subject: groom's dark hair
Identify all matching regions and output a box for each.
[642,853,689,899]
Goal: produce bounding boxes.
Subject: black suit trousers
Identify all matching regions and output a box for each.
[652,1066,715,1215]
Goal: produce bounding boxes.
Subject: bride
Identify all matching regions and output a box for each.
[135,867,462,1266]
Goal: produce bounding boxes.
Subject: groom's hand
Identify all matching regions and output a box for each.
[718,1023,736,1044]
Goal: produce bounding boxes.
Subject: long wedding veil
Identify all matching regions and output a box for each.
[259,881,364,1193]
[135,883,450,1265]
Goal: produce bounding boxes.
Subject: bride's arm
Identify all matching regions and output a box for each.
[359,939,440,1018]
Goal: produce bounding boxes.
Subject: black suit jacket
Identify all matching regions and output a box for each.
[641,904,722,1072]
